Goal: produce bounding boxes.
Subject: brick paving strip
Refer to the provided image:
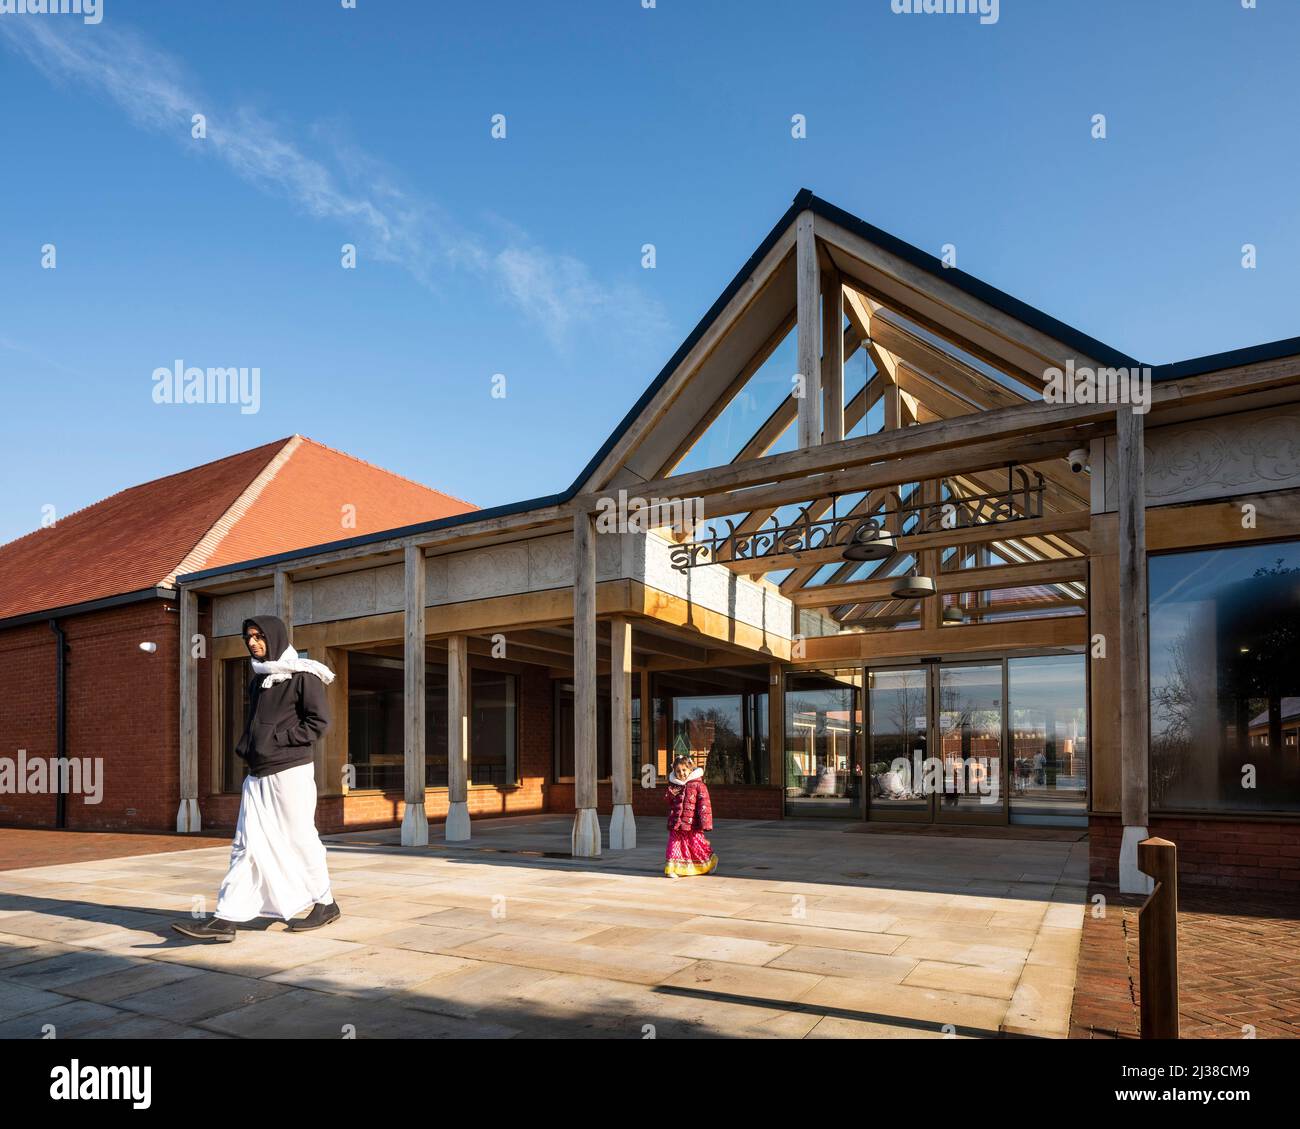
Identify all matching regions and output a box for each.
[0,827,233,871]
[0,816,1091,1039]
[1069,885,1300,1039]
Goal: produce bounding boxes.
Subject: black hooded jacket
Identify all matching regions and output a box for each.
[233,614,330,778]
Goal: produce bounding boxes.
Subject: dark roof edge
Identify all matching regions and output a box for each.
[804,192,1142,371]
[0,587,175,630]
[1150,334,1300,383]
[178,491,571,584]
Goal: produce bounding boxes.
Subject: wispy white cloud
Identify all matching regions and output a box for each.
[0,17,669,351]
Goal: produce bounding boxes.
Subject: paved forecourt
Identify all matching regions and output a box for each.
[0,814,1086,1039]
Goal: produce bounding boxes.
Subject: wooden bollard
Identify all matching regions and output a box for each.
[1137,837,1179,1039]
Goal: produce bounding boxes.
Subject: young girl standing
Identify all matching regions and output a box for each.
[664,754,717,878]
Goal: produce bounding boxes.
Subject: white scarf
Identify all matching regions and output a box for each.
[668,766,703,786]
[252,645,336,689]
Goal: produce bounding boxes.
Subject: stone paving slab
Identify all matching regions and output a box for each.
[0,815,1090,1038]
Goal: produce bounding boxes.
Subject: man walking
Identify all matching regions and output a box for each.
[173,615,341,942]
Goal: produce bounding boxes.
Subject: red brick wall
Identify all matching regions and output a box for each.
[0,621,59,826]
[0,600,183,831]
[1090,813,1300,894]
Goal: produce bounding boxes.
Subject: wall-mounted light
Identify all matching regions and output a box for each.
[139,642,157,653]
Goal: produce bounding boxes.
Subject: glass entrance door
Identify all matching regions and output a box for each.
[933,662,1006,824]
[866,666,931,821]
[866,661,1008,824]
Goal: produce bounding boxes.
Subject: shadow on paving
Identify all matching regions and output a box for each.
[0,814,1089,1039]
[0,888,1011,1039]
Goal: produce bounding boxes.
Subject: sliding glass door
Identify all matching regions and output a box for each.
[865,657,1085,825]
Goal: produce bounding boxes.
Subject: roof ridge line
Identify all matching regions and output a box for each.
[295,435,478,509]
[163,436,305,587]
[0,437,294,557]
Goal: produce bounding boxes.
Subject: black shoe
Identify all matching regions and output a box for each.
[287,901,341,932]
[171,916,237,942]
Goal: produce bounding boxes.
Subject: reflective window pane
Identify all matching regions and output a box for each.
[1008,654,1087,823]
[1150,541,1300,813]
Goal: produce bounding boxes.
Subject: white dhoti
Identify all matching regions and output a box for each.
[215,762,333,922]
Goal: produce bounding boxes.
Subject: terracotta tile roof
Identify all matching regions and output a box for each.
[0,436,476,621]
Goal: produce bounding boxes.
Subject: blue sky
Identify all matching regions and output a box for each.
[2,1,1297,546]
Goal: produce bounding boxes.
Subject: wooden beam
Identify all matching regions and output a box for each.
[800,614,1087,663]
[821,268,844,442]
[572,513,601,856]
[402,545,428,845]
[274,569,293,647]
[790,557,1088,608]
[609,616,635,848]
[796,212,821,448]
[446,632,470,840]
[176,588,200,832]
[1118,406,1150,837]
[687,429,1089,524]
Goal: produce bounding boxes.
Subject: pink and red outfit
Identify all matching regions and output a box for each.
[664,766,717,877]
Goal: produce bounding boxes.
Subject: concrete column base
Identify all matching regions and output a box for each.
[1119,824,1154,894]
[571,807,602,858]
[609,803,636,850]
[445,800,471,842]
[400,802,429,846]
[175,798,200,834]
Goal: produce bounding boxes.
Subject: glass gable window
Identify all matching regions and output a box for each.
[1149,539,1300,814]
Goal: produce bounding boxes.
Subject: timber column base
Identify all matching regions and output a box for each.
[401,803,429,847]
[1120,825,1155,894]
[609,803,636,850]
[572,808,602,858]
[176,798,200,834]
[445,801,471,842]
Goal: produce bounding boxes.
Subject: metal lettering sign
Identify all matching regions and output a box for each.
[670,467,1045,572]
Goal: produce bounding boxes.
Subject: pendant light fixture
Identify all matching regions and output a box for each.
[891,572,936,600]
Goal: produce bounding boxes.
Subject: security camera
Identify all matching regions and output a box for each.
[139,642,157,653]
[1068,447,1089,474]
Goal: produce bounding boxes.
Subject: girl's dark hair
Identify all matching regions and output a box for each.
[672,753,694,766]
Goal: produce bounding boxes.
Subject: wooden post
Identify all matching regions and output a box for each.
[274,570,293,649]
[572,512,601,857]
[609,616,635,849]
[796,211,821,449]
[1117,406,1152,893]
[1138,837,1179,1039]
[769,662,784,800]
[920,478,941,632]
[401,545,429,846]
[641,668,656,779]
[176,587,200,832]
[446,632,471,841]
[821,266,844,444]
